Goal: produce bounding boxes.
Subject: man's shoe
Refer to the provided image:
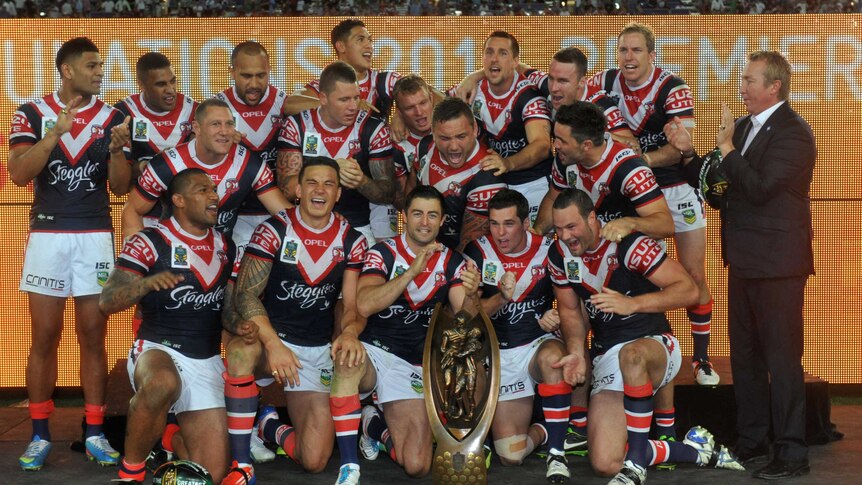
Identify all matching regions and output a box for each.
[563,428,588,456]
[483,443,492,470]
[752,458,810,480]
[692,359,720,386]
[359,406,380,461]
[655,435,677,470]
[85,433,120,466]
[708,445,746,471]
[145,444,174,473]
[682,426,716,466]
[222,460,255,485]
[733,446,770,467]
[250,423,276,463]
[607,460,646,485]
[335,464,360,485]
[546,452,570,483]
[19,436,52,471]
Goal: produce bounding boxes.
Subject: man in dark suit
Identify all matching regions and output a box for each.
[663,50,816,480]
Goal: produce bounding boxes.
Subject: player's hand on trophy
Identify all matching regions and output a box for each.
[331,329,366,368]
[663,116,693,155]
[143,271,184,292]
[53,95,83,136]
[553,352,587,386]
[537,308,560,333]
[236,321,260,345]
[268,344,303,388]
[498,271,517,301]
[601,217,635,243]
[590,286,637,316]
[479,149,512,176]
[109,116,131,154]
[460,261,481,297]
[336,158,364,189]
[408,242,442,277]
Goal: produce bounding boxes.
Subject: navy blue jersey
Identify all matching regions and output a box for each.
[9,93,130,231]
[463,233,553,349]
[415,140,506,248]
[392,131,425,178]
[243,207,366,346]
[550,138,664,224]
[360,235,465,365]
[548,232,671,355]
[458,72,552,186]
[215,85,286,216]
[278,108,392,228]
[116,217,236,358]
[588,67,695,187]
[305,69,402,116]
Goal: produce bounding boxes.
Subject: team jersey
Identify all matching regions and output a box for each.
[115,92,197,220]
[360,234,465,365]
[278,108,392,228]
[116,217,236,359]
[457,72,552,186]
[305,69,402,116]
[215,85,287,215]
[463,233,554,349]
[9,93,130,231]
[588,67,695,187]
[392,131,427,178]
[548,232,672,355]
[524,68,628,132]
[135,141,277,237]
[243,207,366,346]
[550,137,664,224]
[415,140,506,249]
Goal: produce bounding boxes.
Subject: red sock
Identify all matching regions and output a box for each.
[162,423,180,452]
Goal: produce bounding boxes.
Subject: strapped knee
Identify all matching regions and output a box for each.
[494,434,535,464]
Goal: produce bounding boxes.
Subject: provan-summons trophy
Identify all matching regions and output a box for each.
[423,304,500,484]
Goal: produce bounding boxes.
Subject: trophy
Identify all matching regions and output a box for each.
[423,304,500,484]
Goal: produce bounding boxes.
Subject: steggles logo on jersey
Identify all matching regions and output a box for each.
[165,284,226,311]
[48,159,99,191]
[276,281,338,309]
[377,304,435,325]
[495,297,547,326]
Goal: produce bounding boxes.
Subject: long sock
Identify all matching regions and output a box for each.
[623,382,654,467]
[118,458,146,481]
[84,403,107,439]
[646,439,699,466]
[568,405,588,433]
[29,400,54,441]
[161,423,179,452]
[365,407,396,461]
[688,300,712,361]
[224,373,259,466]
[538,382,573,453]
[330,395,361,466]
[654,407,676,439]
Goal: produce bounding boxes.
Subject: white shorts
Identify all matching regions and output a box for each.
[508,177,548,224]
[362,344,425,404]
[590,333,680,396]
[662,183,706,234]
[498,334,560,402]
[369,203,399,240]
[255,341,333,393]
[143,216,160,228]
[19,231,114,297]
[127,340,226,414]
[232,214,270,260]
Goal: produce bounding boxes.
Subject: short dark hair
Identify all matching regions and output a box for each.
[393,74,431,104]
[331,19,366,49]
[55,37,99,73]
[485,30,520,57]
[319,61,358,95]
[135,52,171,82]
[555,102,606,145]
[299,156,341,184]
[432,97,474,126]
[167,168,209,209]
[404,185,445,215]
[489,189,529,222]
[553,47,588,78]
[231,41,269,65]
[195,98,230,123]
[553,188,595,220]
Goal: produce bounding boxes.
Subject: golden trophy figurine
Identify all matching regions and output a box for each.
[424,306,500,484]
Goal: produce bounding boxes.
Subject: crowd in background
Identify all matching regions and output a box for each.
[2,0,859,18]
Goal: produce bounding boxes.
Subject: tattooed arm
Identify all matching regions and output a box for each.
[457,211,490,252]
[353,157,396,205]
[276,149,303,202]
[99,269,184,315]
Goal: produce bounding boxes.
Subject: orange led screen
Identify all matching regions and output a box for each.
[0,15,860,386]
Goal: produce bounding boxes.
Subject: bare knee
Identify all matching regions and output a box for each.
[618,343,648,375]
[225,340,262,376]
[134,370,180,411]
[300,447,332,474]
[403,456,431,478]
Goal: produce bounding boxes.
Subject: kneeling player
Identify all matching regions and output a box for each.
[463,189,573,483]
[221,157,367,484]
[328,186,480,485]
[100,169,236,483]
[548,189,743,485]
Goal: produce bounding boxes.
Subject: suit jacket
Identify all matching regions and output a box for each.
[684,102,816,279]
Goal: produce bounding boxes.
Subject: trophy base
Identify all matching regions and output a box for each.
[432,447,487,484]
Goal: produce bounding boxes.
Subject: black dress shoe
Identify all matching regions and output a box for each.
[752,458,810,480]
[733,447,770,467]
